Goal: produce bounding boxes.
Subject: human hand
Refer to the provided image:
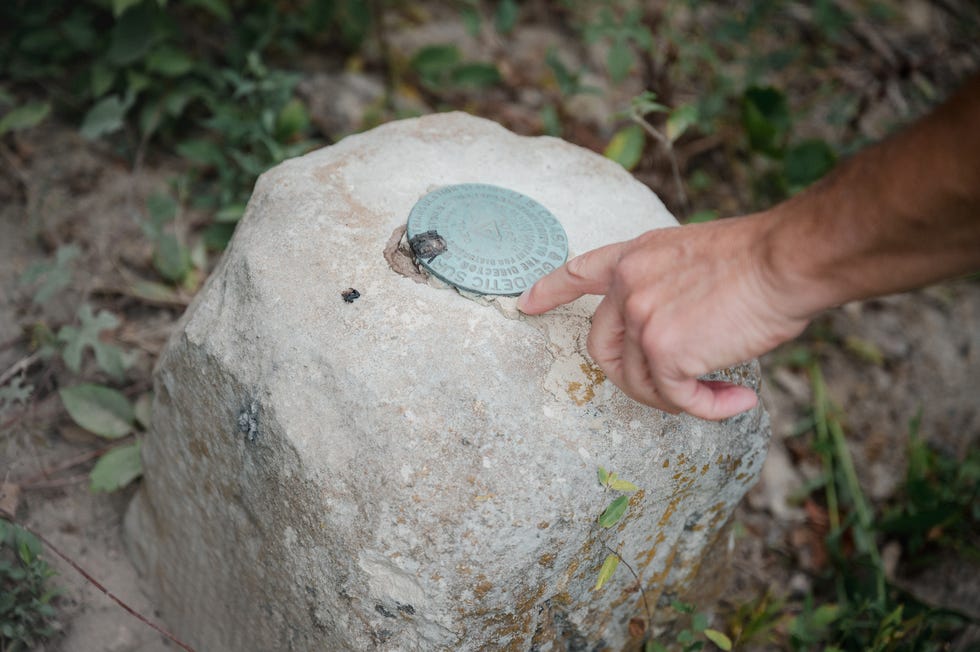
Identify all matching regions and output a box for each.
[517,214,811,420]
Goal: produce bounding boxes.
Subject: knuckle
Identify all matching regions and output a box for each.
[622,293,651,329]
[564,254,592,284]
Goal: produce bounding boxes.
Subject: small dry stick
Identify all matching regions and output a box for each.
[630,108,690,216]
[0,351,41,387]
[0,509,198,652]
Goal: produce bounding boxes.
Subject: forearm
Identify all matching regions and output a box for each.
[761,73,980,319]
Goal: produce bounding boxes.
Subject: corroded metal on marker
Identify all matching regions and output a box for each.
[406,184,568,296]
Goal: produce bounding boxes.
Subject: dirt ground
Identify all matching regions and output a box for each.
[2,3,979,650]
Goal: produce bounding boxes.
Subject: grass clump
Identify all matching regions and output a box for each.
[0,519,59,651]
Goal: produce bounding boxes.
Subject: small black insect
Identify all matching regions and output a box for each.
[341,288,361,303]
[409,230,448,263]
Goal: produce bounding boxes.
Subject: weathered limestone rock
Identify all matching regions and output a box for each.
[126,112,770,651]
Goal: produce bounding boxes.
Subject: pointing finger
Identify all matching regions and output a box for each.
[517,241,625,314]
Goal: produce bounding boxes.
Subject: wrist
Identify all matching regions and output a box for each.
[753,205,843,321]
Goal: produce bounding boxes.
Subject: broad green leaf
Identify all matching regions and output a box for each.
[175,138,224,167]
[598,495,629,528]
[125,69,152,100]
[461,5,481,37]
[783,139,836,189]
[546,49,578,96]
[671,600,695,614]
[0,102,51,136]
[666,104,698,142]
[0,376,33,407]
[90,63,116,98]
[540,104,561,136]
[609,477,639,492]
[741,86,790,156]
[108,2,161,65]
[597,466,609,485]
[127,279,181,304]
[645,641,668,652]
[80,95,128,140]
[145,47,195,77]
[20,244,79,304]
[844,335,884,365]
[450,63,501,89]
[692,612,708,632]
[494,0,518,34]
[185,0,231,21]
[607,38,633,83]
[604,124,645,171]
[411,45,461,82]
[632,91,668,116]
[90,442,142,492]
[215,203,246,223]
[594,553,619,590]
[146,192,178,231]
[93,340,132,381]
[113,0,144,17]
[203,222,236,251]
[704,629,732,650]
[60,384,134,438]
[275,98,309,141]
[154,233,192,283]
[57,304,132,379]
[190,240,207,271]
[811,603,840,627]
[133,392,153,429]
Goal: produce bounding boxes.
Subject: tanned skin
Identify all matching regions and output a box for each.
[518,73,980,421]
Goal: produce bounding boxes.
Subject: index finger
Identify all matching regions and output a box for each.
[517,241,625,314]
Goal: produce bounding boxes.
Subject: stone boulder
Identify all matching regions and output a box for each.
[126,112,770,651]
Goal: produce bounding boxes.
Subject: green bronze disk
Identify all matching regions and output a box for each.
[406,184,568,296]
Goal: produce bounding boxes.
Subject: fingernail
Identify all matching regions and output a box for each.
[516,289,531,312]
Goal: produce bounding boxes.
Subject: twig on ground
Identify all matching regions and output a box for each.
[20,473,90,490]
[0,351,41,387]
[18,442,124,487]
[630,109,690,216]
[602,540,654,631]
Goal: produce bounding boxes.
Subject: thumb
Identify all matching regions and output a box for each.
[658,376,759,420]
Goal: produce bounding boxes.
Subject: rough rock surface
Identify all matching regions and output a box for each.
[126,112,770,651]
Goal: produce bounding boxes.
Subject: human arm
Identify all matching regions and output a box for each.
[517,73,980,420]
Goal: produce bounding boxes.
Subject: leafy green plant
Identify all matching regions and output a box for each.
[603,91,698,213]
[591,468,737,649]
[593,465,639,591]
[793,363,972,650]
[20,245,79,305]
[0,520,59,650]
[57,305,135,381]
[409,45,501,93]
[0,100,50,137]
[645,601,733,652]
[59,383,145,492]
[741,85,837,199]
[879,411,980,559]
[581,3,654,83]
[0,377,33,421]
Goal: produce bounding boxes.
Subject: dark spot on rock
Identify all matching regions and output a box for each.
[341,288,360,303]
[374,628,393,643]
[237,400,260,443]
[396,602,415,616]
[375,604,396,618]
[409,230,447,263]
